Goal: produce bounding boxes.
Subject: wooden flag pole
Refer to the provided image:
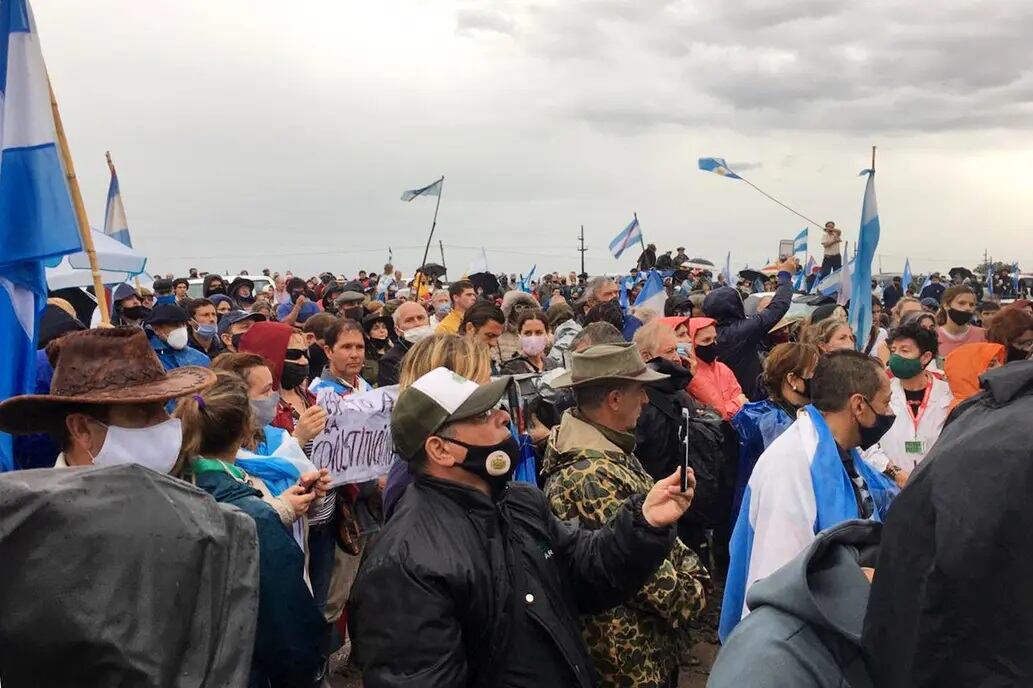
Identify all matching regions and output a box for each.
[49,79,111,325]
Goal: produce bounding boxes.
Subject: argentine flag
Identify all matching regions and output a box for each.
[792,228,807,255]
[719,406,898,641]
[698,157,741,179]
[848,171,880,347]
[902,258,913,293]
[400,177,442,202]
[0,0,83,471]
[519,264,536,293]
[633,269,666,314]
[103,155,131,247]
[609,215,642,260]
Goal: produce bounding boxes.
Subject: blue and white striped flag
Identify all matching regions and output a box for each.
[902,258,913,293]
[519,264,536,293]
[698,157,741,180]
[848,169,880,346]
[400,177,443,202]
[793,228,807,255]
[609,215,642,260]
[103,154,131,247]
[1012,261,1020,294]
[633,269,666,314]
[0,0,83,472]
[721,251,732,284]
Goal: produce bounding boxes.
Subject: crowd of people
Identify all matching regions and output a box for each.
[3,241,1033,688]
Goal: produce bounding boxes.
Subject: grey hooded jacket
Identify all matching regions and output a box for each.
[707,520,878,688]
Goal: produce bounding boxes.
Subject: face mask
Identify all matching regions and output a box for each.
[947,308,972,326]
[228,332,244,351]
[90,418,183,474]
[441,434,520,496]
[122,305,150,321]
[888,353,925,380]
[165,326,189,350]
[207,286,225,296]
[343,306,364,322]
[196,323,217,339]
[858,398,896,450]
[520,334,548,357]
[308,343,328,379]
[250,394,279,428]
[676,343,691,359]
[695,342,718,364]
[790,375,812,401]
[280,362,308,390]
[403,324,434,344]
[435,303,452,318]
[1008,346,1029,363]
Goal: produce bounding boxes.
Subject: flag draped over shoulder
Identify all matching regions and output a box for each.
[848,171,880,345]
[698,157,741,179]
[609,215,642,260]
[719,406,898,642]
[103,160,131,247]
[0,0,83,471]
[400,177,442,202]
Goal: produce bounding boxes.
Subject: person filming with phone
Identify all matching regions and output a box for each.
[540,343,711,688]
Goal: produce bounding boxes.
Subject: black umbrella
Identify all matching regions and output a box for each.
[468,271,500,297]
[738,269,766,284]
[418,263,447,280]
[948,266,974,280]
[685,257,715,271]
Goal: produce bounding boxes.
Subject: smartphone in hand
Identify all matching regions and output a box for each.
[680,408,691,492]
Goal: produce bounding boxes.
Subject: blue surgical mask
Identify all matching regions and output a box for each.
[196,323,217,339]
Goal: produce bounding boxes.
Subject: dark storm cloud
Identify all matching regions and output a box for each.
[468,0,1033,134]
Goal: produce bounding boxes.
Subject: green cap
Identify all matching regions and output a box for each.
[391,368,513,460]
[549,342,669,388]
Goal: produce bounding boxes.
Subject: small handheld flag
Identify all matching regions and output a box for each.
[902,259,913,293]
[633,269,666,314]
[401,177,443,202]
[104,152,131,248]
[698,157,742,179]
[609,215,643,260]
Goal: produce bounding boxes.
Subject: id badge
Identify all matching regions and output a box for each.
[905,439,925,454]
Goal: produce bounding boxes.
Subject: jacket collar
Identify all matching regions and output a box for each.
[416,474,496,513]
[550,409,636,456]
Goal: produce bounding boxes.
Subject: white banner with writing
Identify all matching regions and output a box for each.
[310,385,399,486]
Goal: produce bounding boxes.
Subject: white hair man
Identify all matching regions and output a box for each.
[377,301,433,387]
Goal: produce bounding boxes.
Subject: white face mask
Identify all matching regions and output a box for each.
[165,326,189,350]
[403,324,434,344]
[520,334,548,357]
[90,418,183,474]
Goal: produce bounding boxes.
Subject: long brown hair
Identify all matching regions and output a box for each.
[935,285,975,326]
[173,371,253,475]
[763,342,821,404]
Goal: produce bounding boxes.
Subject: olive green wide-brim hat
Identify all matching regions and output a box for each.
[550,342,669,388]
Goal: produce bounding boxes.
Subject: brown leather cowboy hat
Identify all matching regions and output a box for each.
[0,328,215,434]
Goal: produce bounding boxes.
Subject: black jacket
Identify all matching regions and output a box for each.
[863,361,1033,688]
[376,337,412,387]
[636,247,656,272]
[702,280,792,400]
[349,476,675,688]
[655,253,674,270]
[881,283,903,310]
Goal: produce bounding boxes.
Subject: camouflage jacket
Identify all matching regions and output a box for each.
[541,410,710,688]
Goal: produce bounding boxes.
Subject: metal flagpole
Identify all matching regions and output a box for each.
[417,176,445,297]
[50,79,111,325]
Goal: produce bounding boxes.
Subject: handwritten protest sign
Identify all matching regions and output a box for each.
[310,385,399,486]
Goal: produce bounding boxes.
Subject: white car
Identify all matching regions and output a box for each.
[186,275,272,300]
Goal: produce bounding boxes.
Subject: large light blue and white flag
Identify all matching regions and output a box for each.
[609,214,642,260]
[1012,261,1020,294]
[902,258,913,293]
[814,253,856,298]
[0,0,83,472]
[793,227,807,255]
[837,241,852,308]
[400,177,443,202]
[633,269,666,314]
[698,157,741,180]
[720,405,899,641]
[103,155,131,247]
[848,170,880,346]
[518,264,536,293]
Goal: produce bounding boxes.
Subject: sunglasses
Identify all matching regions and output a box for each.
[285,348,307,361]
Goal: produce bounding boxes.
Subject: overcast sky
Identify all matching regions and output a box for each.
[34,0,1033,279]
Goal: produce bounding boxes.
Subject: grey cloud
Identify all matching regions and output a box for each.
[456,8,516,36]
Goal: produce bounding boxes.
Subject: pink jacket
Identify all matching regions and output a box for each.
[687,359,744,421]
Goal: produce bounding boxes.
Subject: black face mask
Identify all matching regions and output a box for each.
[947,308,972,326]
[695,343,718,364]
[439,434,520,497]
[789,375,812,404]
[207,286,225,296]
[122,305,151,321]
[858,398,896,450]
[229,332,244,351]
[280,362,309,390]
[1008,346,1029,363]
[343,306,364,322]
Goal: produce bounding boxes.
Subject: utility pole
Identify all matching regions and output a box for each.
[578,225,587,276]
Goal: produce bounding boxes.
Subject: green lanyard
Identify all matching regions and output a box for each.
[189,458,247,482]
